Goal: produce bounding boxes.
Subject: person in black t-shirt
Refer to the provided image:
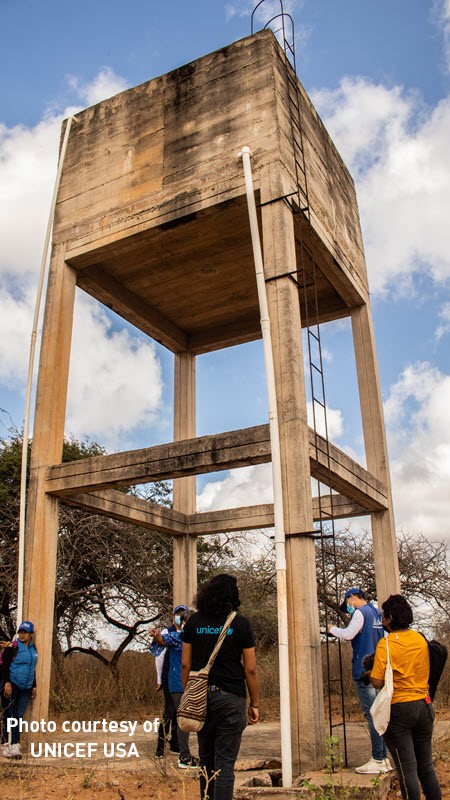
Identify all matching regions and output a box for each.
[181,574,259,800]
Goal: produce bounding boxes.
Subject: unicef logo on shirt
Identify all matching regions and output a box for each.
[196,625,234,636]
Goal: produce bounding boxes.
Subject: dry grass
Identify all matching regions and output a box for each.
[50,648,282,721]
[49,640,449,719]
[50,650,160,718]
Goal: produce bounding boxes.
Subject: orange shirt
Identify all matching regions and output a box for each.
[371,630,429,704]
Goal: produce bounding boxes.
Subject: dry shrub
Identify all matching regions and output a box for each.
[49,638,449,725]
[51,647,282,721]
[432,632,450,710]
[257,648,280,720]
[50,650,162,718]
[254,643,358,723]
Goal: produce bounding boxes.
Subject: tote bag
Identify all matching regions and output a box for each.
[178,611,236,733]
[370,636,394,735]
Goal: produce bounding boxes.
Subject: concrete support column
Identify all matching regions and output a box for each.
[261,167,325,773]
[172,351,197,606]
[24,245,76,720]
[351,303,400,602]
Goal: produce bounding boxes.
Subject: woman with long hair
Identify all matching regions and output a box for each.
[181,573,259,800]
[370,594,441,800]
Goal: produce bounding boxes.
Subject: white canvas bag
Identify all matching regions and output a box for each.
[370,635,394,735]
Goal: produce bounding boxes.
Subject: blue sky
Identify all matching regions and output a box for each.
[1,0,450,544]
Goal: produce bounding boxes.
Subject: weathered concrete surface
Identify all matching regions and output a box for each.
[237,717,449,768]
[234,718,450,797]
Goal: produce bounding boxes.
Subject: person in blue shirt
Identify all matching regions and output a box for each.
[151,608,197,769]
[1,620,38,759]
[149,604,187,758]
[328,588,391,775]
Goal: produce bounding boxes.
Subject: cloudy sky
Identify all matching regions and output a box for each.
[1,0,450,545]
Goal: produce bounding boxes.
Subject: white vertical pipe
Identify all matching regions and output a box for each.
[239,146,292,788]
[17,115,77,626]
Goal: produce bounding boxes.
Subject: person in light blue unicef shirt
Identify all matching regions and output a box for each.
[328,588,391,775]
[1,620,38,759]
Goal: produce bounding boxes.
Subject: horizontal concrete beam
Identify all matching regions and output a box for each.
[60,488,187,535]
[59,491,367,536]
[46,424,388,512]
[46,425,271,495]
[189,494,367,535]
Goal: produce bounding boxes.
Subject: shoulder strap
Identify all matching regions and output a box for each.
[204,611,237,671]
[385,635,390,665]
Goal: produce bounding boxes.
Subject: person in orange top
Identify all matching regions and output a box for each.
[370,595,441,800]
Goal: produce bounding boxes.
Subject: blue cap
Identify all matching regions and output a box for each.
[18,620,34,633]
[174,604,188,615]
[339,588,366,613]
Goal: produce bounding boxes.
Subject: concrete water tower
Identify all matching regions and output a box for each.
[24,29,399,773]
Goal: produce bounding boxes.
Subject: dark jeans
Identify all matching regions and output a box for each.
[383,700,441,800]
[171,691,192,761]
[353,677,387,760]
[156,683,179,753]
[1,683,33,745]
[197,690,247,800]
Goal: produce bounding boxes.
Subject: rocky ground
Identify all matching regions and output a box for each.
[0,717,448,799]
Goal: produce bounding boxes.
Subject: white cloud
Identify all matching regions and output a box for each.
[0,287,34,388]
[66,294,163,448]
[435,301,450,340]
[384,362,450,542]
[197,462,273,512]
[0,117,61,277]
[307,402,343,441]
[225,0,300,25]
[434,0,450,72]
[66,67,128,107]
[384,362,441,429]
[1,68,162,448]
[0,68,128,279]
[312,79,450,294]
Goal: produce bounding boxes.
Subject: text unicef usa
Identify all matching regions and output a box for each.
[6,717,160,758]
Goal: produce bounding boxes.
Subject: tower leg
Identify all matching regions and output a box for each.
[24,246,76,719]
[351,303,400,602]
[261,169,326,773]
[172,351,197,606]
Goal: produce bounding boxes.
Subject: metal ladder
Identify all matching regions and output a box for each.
[251,0,348,765]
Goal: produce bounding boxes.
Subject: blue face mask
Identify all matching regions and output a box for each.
[174,615,182,626]
[346,604,355,616]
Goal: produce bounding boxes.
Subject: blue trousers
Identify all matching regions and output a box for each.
[353,678,387,760]
[383,700,441,800]
[1,683,33,745]
[197,690,247,800]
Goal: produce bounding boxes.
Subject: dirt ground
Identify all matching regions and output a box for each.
[0,761,200,800]
[1,757,450,800]
[0,716,449,799]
